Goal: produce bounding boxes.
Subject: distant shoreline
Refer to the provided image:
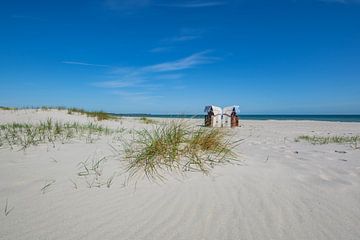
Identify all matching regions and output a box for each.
[113,114,360,123]
[1,107,359,123]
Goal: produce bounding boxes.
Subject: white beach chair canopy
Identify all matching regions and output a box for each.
[204,105,222,115]
[223,105,240,115]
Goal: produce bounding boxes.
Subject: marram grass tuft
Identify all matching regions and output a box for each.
[123,121,238,181]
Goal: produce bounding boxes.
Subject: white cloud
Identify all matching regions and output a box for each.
[104,0,151,10]
[62,61,110,68]
[142,50,218,72]
[149,46,173,53]
[92,79,143,88]
[163,35,200,43]
[157,1,226,8]
[155,74,184,80]
[103,0,227,10]
[90,51,219,102]
[112,90,163,101]
[318,0,360,3]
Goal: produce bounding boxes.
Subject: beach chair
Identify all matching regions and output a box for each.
[204,105,222,127]
[223,106,240,127]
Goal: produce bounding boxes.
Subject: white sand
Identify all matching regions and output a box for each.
[1,109,360,240]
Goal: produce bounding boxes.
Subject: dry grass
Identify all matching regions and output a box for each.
[41,180,56,194]
[124,121,237,181]
[4,198,14,216]
[0,119,113,150]
[296,135,360,147]
[67,108,115,121]
[0,106,18,110]
[1,105,116,121]
[76,155,118,188]
[124,122,187,180]
[183,128,236,173]
[77,157,106,188]
[139,116,157,124]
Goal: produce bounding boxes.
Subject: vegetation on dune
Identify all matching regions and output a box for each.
[4,198,14,216]
[0,119,115,150]
[67,108,115,121]
[40,106,67,111]
[183,128,236,172]
[1,105,239,183]
[139,116,157,124]
[86,111,115,121]
[0,106,18,110]
[67,107,87,115]
[296,135,360,148]
[124,121,238,181]
[76,156,117,188]
[0,105,115,121]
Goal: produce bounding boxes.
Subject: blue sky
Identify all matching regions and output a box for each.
[1,0,360,114]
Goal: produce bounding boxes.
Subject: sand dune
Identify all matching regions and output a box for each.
[1,109,360,240]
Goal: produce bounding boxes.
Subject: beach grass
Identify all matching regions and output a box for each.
[183,128,236,173]
[4,198,14,216]
[76,156,117,188]
[40,106,67,111]
[0,119,113,149]
[0,106,18,110]
[1,105,116,121]
[124,121,237,181]
[77,157,105,188]
[139,116,157,124]
[41,180,56,194]
[67,108,115,121]
[124,121,187,180]
[296,135,360,146]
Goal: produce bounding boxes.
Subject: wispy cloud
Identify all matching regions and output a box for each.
[155,74,184,80]
[93,51,217,89]
[112,90,163,101]
[108,66,136,75]
[103,0,227,10]
[152,27,206,53]
[104,0,151,10]
[151,29,203,53]
[318,0,360,3]
[149,46,173,53]
[164,35,200,42]
[66,52,217,84]
[88,50,219,101]
[143,50,218,72]
[92,78,144,88]
[157,1,226,8]
[62,61,111,68]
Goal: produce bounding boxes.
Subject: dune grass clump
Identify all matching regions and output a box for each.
[86,111,114,121]
[139,116,157,124]
[124,121,237,181]
[0,105,115,121]
[124,122,187,179]
[296,135,360,145]
[75,155,117,189]
[296,135,360,149]
[0,106,18,110]
[0,119,113,149]
[183,128,236,173]
[67,108,115,121]
[67,107,86,115]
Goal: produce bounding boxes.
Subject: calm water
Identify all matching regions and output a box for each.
[113,114,360,123]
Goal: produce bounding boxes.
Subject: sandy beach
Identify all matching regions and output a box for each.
[1,109,360,240]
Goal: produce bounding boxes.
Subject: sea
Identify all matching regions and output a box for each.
[112,114,360,123]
